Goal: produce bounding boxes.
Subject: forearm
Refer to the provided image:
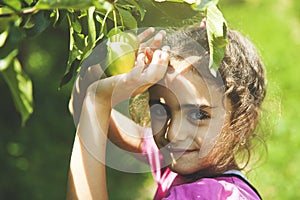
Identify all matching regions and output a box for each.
[67,134,107,200]
[108,109,145,153]
[67,85,112,200]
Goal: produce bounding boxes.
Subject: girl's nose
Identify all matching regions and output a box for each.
[165,114,188,143]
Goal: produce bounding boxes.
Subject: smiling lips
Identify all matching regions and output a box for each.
[167,147,199,155]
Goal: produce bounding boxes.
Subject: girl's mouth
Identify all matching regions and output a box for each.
[167,147,198,155]
[165,147,199,166]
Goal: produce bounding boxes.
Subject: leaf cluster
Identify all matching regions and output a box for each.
[0,0,228,126]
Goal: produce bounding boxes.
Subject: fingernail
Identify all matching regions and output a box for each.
[148,27,155,33]
[154,33,163,40]
[159,30,167,37]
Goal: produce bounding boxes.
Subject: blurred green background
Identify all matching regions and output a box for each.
[221,0,300,199]
[1,0,300,199]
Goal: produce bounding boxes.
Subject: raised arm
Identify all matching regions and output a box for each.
[68,28,167,154]
[67,46,169,199]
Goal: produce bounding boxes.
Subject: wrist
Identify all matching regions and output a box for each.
[85,76,120,108]
[89,74,139,108]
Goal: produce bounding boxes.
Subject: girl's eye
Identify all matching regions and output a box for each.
[150,104,169,118]
[188,109,210,121]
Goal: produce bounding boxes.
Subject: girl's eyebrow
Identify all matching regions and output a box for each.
[149,100,216,110]
[180,104,216,110]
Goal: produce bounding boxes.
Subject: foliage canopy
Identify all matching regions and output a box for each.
[0,0,227,125]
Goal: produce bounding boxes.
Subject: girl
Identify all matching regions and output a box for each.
[67,26,266,199]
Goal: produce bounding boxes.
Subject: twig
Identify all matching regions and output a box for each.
[0,5,38,18]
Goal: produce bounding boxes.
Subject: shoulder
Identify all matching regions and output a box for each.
[163,174,261,200]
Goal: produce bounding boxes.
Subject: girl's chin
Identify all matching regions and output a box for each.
[169,166,196,176]
[166,156,211,176]
[168,161,202,175]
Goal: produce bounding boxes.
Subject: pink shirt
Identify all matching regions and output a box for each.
[142,129,261,200]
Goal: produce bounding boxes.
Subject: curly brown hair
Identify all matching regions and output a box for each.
[163,27,267,174]
[219,29,267,171]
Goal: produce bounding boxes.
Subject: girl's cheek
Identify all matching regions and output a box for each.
[151,118,168,136]
[153,134,166,150]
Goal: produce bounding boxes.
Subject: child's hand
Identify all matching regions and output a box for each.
[90,46,170,108]
[120,45,170,97]
[69,28,167,124]
[138,28,166,64]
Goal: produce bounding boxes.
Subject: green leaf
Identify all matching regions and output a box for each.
[66,30,83,73]
[154,0,183,2]
[116,6,137,29]
[87,6,96,48]
[0,20,23,57]
[60,59,80,87]
[61,11,92,86]
[1,58,33,126]
[151,0,198,21]
[71,16,82,33]
[96,2,113,38]
[206,4,228,76]
[67,13,84,60]
[50,9,64,27]
[95,0,113,11]
[23,11,51,37]
[35,0,93,9]
[123,0,145,20]
[1,0,22,11]
[0,49,18,71]
[0,29,9,47]
[191,0,219,11]
[0,6,16,16]
[23,0,35,6]
[167,0,227,76]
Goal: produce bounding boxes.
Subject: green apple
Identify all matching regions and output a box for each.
[105,31,139,76]
[106,41,135,76]
[110,32,139,51]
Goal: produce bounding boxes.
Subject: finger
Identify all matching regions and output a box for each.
[85,64,105,81]
[139,29,166,48]
[144,30,167,51]
[78,64,104,95]
[161,46,170,61]
[138,27,155,43]
[145,47,153,65]
[145,48,169,82]
[150,32,163,48]
[136,53,146,68]
[156,30,167,40]
[159,46,170,67]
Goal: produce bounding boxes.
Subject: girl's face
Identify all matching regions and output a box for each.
[148,56,232,175]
